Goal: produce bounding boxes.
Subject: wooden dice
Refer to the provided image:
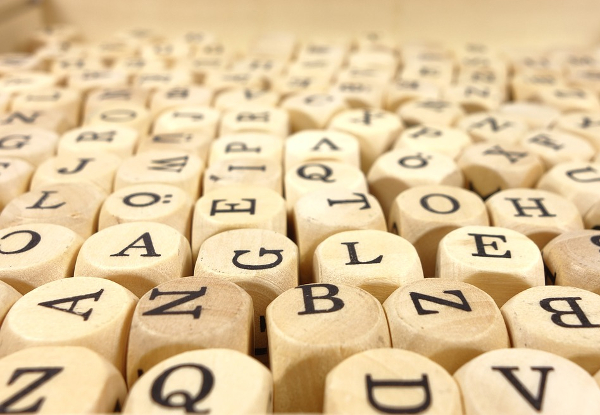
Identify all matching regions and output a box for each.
[0,157,34,210]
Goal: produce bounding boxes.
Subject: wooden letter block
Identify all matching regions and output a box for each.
[267,283,390,413]
[0,157,34,210]
[384,279,509,373]
[68,70,129,95]
[0,72,57,96]
[12,87,82,127]
[294,188,386,283]
[192,185,287,259]
[0,346,127,413]
[31,152,121,193]
[384,78,440,112]
[499,101,560,130]
[543,230,600,294]
[454,348,600,415]
[437,225,544,306]
[208,133,283,166]
[219,107,290,138]
[84,87,150,121]
[152,106,220,138]
[393,125,472,160]
[99,184,193,239]
[85,103,151,138]
[314,230,423,302]
[457,143,544,199]
[486,188,583,248]
[74,222,192,298]
[281,92,348,131]
[537,86,600,113]
[328,108,403,171]
[0,223,83,294]
[0,277,137,374]
[443,83,504,113]
[368,149,464,216]
[397,99,464,127]
[214,87,280,111]
[57,125,139,159]
[137,132,212,164]
[203,157,282,195]
[115,150,203,199]
[0,126,58,166]
[388,185,488,277]
[150,86,213,118]
[284,130,361,170]
[519,129,594,169]
[132,70,192,93]
[195,229,298,363]
[330,80,385,109]
[285,161,367,215]
[123,349,272,414]
[555,112,600,151]
[127,277,253,386]
[502,285,600,374]
[324,348,462,415]
[0,280,20,325]
[0,183,106,239]
[457,112,529,146]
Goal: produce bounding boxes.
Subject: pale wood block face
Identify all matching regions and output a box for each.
[150,86,214,118]
[192,185,287,259]
[281,92,348,132]
[498,102,561,130]
[536,161,600,215]
[486,188,584,249]
[0,346,127,414]
[543,230,600,294]
[285,161,368,215]
[457,112,529,146]
[502,286,600,374]
[0,280,21,325]
[67,70,129,95]
[384,279,509,373]
[126,277,253,386]
[458,66,508,88]
[115,150,203,199]
[219,107,290,138]
[0,157,34,210]
[195,229,298,363]
[0,183,106,239]
[214,87,280,111]
[437,225,544,306]
[329,80,385,108]
[203,157,282,195]
[384,78,440,112]
[336,66,394,88]
[274,73,331,97]
[0,54,43,76]
[189,57,230,83]
[457,143,544,199]
[99,184,193,239]
[140,42,190,64]
[74,222,192,298]
[536,86,600,113]
[267,283,390,413]
[519,129,594,169]
[85,103,151,138]
[12,87,82,127]
[454,348,600,415]
[0,277,137,374]
[0,110,68,134]
[511,72,565,102]
[50,56,106,83]
[152,106,220,138]
[324,348,463,415]
[31,152,121,193]
[368,149,464,216]
[112,57,167,79]
[204,70,267,94]
[393,125,472,159]
[58,125,139,158]
[0,223,83,294]
[554,112,600,151]
[314,230,423,303]
[444,83,504,113]
[284,130,361,170]
[123,349,272,414]
[209,133,283,167]
[294,188,386,283]
[328,108,403,171]
[137,132,212,164]
[132,70,192,93]
[388,185,488,277]
[0,72,57,96]
[84,87,149,120]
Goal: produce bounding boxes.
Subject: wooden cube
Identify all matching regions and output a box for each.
[314,230,423,302]
[554,112,600,151]
[0,346,127,413]
[57,125,139,158]
[0,277,137,374]
[219,106,290,138]
[294,188,386,283]
[0,182,106,239]
[397,98,464,127]
[0,110,68,134]
[0,280,21,325]
[498,102,560,130]
[203,157,282,195]
[0,156,34,210]
[388,185,488,277]
[195,229,298,363]
[12,87,81,127]
[132,70,192,93]
[152,106,220,137]
[85,102,151,138]
[437,225,544,306]
[74,221,192,298]
[519,129,594,169]
[384,78,440,111]
[67,69,129,95]
[126,277,253,386]
[537,86,600,113]
[457,112,529,145]
[267,283,390,413]
[368,148,464,216]
[324,348,462,415]
[455,348,600,415]
[0,72,57,96]
[137,132,212,164]
[281,92,348,131]
[208,133,283,166]
[384,279,509,373]
[123,349,272,414]
[214,87,280,111]
[329,80,385,109]
[393,124,472,160]
[150,85,213,117]
[443,83,504,113]
[99,183,193,239]
[84,87,149,120]
[0,126,59,167]
[284,129,360,170]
